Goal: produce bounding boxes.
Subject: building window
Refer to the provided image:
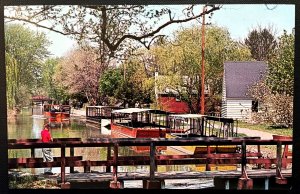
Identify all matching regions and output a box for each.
[251,100,258,112]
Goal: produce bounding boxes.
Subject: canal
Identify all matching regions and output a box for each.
[8,107,214,189]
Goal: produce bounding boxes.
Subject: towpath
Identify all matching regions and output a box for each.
[237,127,275,140]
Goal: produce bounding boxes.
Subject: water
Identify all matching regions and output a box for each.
[8,108,110,174]
[8,108,214,189]
[8,108,109,140]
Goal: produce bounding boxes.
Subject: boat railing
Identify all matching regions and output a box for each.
[203,116,238,138]
[86,106,122,119]
[43,104,71,114]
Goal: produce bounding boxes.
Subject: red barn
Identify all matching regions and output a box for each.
[157,94,191,114]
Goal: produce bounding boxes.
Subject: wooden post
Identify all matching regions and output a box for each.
[241,140,246,175]
[257,144,261,169]
[206,145,211,171]
[30,148,35,158]
[70,147,74,173]
[84,160,91,173]
[106,146,111,172]
[282,144,289,169]
[144,142,162,189]
[30,147,35,175]
[61,143,66,184]
[113,143,118,182]
[110,143,121,189]
[275,141,287,184]
[276,141,282,176]
[237,140,253,189]
[150,142,156,180]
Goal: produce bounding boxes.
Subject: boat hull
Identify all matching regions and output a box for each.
[111,123,167,153]
[44,111,70,123]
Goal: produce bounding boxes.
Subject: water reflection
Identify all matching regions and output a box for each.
[8,108,195,174]
[8,108,216,189]
[8,108,109,140]
[8,108,110,174]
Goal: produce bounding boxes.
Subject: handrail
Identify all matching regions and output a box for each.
[8,137,292,148]
[8,137,293,188]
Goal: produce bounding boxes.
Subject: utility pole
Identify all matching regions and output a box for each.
[200,5,206,115]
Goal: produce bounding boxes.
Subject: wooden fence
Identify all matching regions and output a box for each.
[8,136,292,189]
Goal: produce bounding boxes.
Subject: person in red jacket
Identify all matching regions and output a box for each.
[41,123,54,175]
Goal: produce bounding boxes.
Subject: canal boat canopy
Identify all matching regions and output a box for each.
[86,105,121,119]
[167,114,239,139]
[111,108,169,129]
[111,108,170,152]
[167,114,206,136]
[31,95,55,105]
[85,105,122,129]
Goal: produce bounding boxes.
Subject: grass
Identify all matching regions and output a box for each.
[237,121,293,137]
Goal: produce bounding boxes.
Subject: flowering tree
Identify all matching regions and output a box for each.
[56,48,105,105]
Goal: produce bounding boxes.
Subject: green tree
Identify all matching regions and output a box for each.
[99,68,123,103]
[151,25,252,113]
[42,58,69,103]
[5,24,50,109]
[267,30,294,95]
[245,26,277,61]
[99,60,153,107]
[249,30,294,127]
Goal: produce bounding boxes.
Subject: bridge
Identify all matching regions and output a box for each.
[8,136,292,189]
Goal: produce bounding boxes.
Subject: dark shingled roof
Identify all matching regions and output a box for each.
[224,61,267,99]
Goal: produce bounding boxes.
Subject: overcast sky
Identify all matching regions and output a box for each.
[41,4,294,57]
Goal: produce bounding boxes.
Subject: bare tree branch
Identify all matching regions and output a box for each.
[4,5,221,57]
[106,5,221,51]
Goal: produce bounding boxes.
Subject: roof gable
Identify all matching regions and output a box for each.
[224,61,267,99]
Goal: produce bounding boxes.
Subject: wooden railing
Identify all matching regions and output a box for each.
[8,136,292,188]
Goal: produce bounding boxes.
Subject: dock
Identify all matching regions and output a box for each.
[37,169,291,189]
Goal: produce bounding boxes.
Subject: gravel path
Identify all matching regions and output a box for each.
[237,127,275,140]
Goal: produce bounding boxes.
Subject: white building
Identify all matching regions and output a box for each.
[221,61,267,120]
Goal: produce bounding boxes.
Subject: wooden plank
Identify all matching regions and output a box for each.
[57,169,292,183]
[21,157,288,168]
[8,138,82,143]
[8,156,83,169]
[8,137,293,149]
[9,156,288,169]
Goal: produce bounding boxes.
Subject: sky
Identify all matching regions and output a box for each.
[41,4,295,57]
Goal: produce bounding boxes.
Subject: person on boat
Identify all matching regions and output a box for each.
[58,104,65,112]
[50,106,56,112]
[41,123,54,175]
